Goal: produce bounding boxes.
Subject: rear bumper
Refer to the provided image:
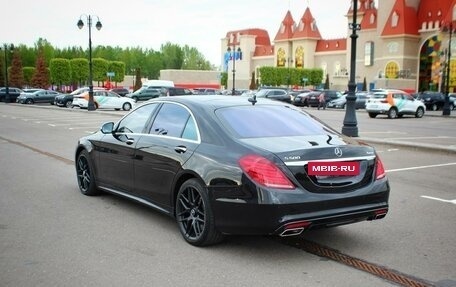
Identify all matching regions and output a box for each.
[210,181,390,236]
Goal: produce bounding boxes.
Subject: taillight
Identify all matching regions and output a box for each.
[239,155,294,189]
[375,156,386,180]
[380,100,388,103]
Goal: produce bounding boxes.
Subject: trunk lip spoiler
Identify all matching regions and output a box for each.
[284,155,376,166]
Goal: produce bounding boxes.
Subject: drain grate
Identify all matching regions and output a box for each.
[277,237,434,287]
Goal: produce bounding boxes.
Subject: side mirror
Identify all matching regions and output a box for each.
[101,122,114,134]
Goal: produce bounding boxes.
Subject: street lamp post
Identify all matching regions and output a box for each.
[342,0,360,137]
[227,35,241,95]
[1,44,14,103]
[442,22,454,116]
[77,15,102,111]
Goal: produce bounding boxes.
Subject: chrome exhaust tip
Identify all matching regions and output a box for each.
[280,227,305,237]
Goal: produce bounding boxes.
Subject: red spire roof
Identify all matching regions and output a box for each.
[292,7,322,40]
[359,4,377,30]
[225,28,271,46]
[274,10,296,41]
[417,0,453,27]
[381,0,419,36]
[316,39,347,52]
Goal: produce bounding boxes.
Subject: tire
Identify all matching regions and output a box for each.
[450,103,454,110]
[122,102,132,111]
[25,98,34,104]
[175,179,224,246]
[132,96,139,103]
[431,104,438,111]
[387,108,398,119]
[76,150,99,196]
[415,107,425,118]
[65,101,73,108]
[368,112,378,118]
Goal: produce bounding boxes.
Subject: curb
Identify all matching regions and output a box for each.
[358,137,456,154]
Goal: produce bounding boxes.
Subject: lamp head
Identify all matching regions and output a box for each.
[95,20,102,31]
[77,19,84,29]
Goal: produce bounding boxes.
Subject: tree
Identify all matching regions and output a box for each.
[92,58,109,83]
[161,42,184,69]
[220,72,228,88]
[31,49,50,88]
[9,49,24,88]
[324,74,330,89]
[49,58,71,89]
[108,61,126,85]
[0,55,4,86]
[22,67,35,87]
[134,68,142,91]
[70,58,89,88]
[249,72,257,90]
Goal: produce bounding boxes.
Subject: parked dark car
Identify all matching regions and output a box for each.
[54,87,106,108]
[308,90,342,107]
[0,87,23,102]
[416,91,445,111]
[109,88,130,97]
[193,88,221,95]
[16,89,62,104]
[449,94,456,110]
[326,92,369,109]
[126,86,164,102]
[254,88,291,103]
[292,91,313,106]
[75,96,390,246]
[165,87,194,96]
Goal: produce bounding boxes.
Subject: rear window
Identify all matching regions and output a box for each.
[372,93,387,99]
[215,105,334,138]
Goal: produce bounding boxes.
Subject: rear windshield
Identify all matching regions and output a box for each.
[215,105,336,138]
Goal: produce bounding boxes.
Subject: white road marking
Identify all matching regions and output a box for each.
[361,131,407,134]
[385,136,456,140]
[386,162,456,173]
[421,196,456,204]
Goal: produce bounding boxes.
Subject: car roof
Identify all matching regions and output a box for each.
[145,95,289,110]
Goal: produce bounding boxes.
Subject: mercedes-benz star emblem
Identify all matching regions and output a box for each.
[334,147,343,157]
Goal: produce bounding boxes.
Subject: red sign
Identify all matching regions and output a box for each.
[307,161,360,176]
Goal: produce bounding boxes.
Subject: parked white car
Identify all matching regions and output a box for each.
[365,89,426,119]
[72,90,135,111]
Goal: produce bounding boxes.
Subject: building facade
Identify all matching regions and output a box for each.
[221,0,456,92]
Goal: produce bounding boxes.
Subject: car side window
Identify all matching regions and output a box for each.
[150,103,195,139]
[117,103,158,134]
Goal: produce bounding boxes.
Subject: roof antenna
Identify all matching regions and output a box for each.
[248,95,257,105]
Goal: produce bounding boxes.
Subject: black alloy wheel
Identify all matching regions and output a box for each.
[65,100,73,108]
[176,179,223,246]
[76,150,99,196]
[25,98,33,104]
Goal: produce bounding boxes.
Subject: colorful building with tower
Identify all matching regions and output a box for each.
[220,0,456,93]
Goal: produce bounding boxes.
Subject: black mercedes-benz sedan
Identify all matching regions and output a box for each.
[75,95,390,246]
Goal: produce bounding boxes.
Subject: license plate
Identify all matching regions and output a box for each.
[370,105,378,108]
[307,161,360,176]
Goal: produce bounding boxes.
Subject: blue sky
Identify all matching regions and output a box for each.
[2,0,377,66]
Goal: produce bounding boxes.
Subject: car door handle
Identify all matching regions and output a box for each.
[126,139,135,145]
[175,146,187,153]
